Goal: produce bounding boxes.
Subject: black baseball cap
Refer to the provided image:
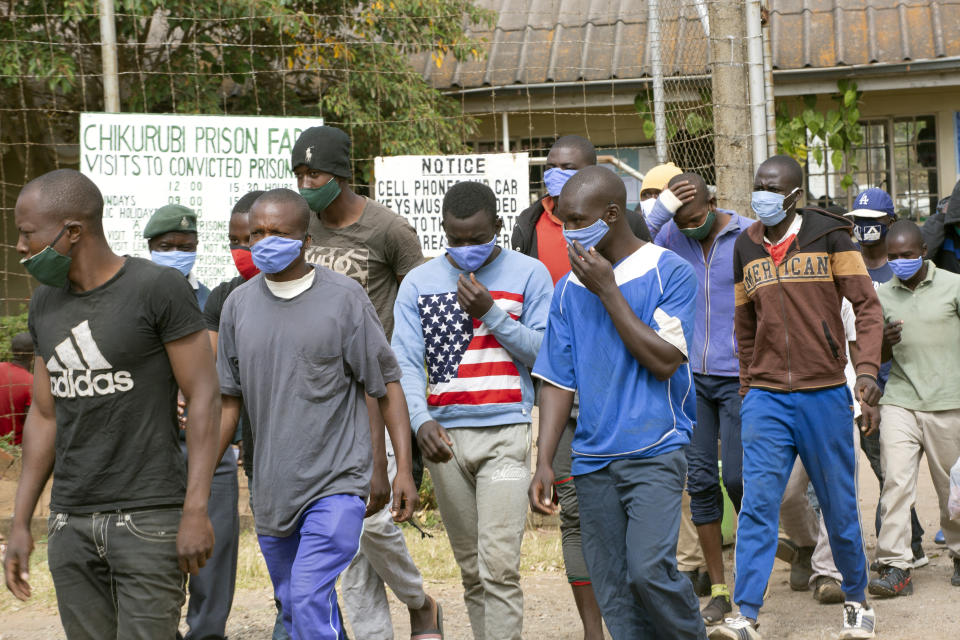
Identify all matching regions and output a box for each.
[291,126,352,178]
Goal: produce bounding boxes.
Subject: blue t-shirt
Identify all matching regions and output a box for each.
[532,243,697,475]
[868,262,894,390]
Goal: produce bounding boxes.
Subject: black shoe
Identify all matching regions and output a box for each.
[682,569,712,597]
[869,559,881,573]
[776,537,799,563]
[790,546,814,591]
[701,594,733,626]
[952,558,960,587]
[812,575,844,604]
[868,565,913,598]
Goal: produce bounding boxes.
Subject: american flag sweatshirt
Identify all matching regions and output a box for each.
[391,248,554,432]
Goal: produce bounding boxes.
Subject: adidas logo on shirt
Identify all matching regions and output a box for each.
[46,320,134,398]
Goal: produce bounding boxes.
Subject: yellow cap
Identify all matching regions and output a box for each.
[641,162,682,193]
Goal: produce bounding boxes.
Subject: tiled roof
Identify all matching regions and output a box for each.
[417,0,960,90]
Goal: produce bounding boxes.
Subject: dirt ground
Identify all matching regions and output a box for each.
[2,451,959,639]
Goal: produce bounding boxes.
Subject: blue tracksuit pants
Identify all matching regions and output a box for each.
[258,495,366,640]
[735,386,868,619]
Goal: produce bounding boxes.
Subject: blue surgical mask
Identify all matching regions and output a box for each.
[563,218,609,252]
[853,219,888,244]
[151,250,196,276]
[251,235,304,274]
[446,237,497,273]
[889,257,924,281]
[751,190,789,226]
[544,168,578,197]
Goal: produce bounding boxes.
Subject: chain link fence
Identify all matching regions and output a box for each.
[1,0,727,313]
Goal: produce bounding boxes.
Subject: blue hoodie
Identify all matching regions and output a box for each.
[647,197,751,377]
[392,249,553,432]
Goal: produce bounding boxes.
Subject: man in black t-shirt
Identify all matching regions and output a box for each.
[4,169,221,640]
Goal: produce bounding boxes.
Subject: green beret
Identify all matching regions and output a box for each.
[143,204,198,239]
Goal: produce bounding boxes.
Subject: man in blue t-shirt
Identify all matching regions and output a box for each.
[846,187,927,565]
[529,166,705,639]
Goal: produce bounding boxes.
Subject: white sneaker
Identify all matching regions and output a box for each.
[707,614,762,640]
[838,601,876,639]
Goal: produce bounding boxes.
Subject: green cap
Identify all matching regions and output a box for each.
[143,204,198,239]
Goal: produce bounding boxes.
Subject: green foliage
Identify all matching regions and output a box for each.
[0,431,18,456]
[633,87,714,141]
[417,467,438,512]
[0,311,29,362]
[775,80,864,190]
[0,0,495,181]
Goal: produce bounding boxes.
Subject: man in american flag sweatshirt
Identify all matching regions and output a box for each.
[392,181,553,640]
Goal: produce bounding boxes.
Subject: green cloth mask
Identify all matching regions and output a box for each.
[679,209,716,241]
[21,225,72,288]
[300,179,341,213]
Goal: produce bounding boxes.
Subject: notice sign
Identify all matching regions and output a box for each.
[374,153,530,256]
[79,112,321,285]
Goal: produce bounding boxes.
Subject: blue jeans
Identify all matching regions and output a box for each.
[258,495,365,640]
[575,450,707,640]
[47,507,186,640]
[686,374,743,524]
[736,387,868,619]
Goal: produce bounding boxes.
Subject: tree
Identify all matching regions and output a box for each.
[0,1,494,181]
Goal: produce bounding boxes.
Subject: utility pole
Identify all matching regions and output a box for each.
[709,0,753,217]
[98,0,120,112]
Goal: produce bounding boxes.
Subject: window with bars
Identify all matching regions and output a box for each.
[805,115,939,220]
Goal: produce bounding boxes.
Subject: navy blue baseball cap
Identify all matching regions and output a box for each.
[847,187,895,219]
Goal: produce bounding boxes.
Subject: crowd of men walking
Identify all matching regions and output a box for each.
[3,124,960,640]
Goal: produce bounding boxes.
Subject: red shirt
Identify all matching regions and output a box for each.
[535,196,571,285]
[0,362,32,445]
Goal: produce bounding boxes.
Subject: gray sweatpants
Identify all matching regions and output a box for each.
[341,432,428,639]
[427,423,531,640]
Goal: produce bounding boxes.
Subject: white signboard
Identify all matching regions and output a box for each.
[374,153,530,256]
[79,112,321,285]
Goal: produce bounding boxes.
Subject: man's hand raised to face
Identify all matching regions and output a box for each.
[567,241,617,299]
[457,273,494,319]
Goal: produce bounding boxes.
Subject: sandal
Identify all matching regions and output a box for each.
[701,594,732,626]
[410,598,443,639]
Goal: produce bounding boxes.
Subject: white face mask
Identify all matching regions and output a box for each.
[640,199,655,217]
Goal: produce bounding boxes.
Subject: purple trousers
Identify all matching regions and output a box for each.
[258,494,365,640]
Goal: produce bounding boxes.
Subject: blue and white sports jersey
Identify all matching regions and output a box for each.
[532,243,698,475]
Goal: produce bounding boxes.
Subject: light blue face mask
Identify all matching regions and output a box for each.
[563,218,609,252]
[889,257,924,281]
[151,250,196,276]
[544,168,578,197]
[447,237,497,273]
[751,190,790,226]
[251,235,304,274]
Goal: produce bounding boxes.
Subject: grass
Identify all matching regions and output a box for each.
[0,538,58,614]
[1,510,564,615]
[400,518,564,582]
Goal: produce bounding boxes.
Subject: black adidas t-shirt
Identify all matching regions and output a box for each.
[29,257,205,512]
